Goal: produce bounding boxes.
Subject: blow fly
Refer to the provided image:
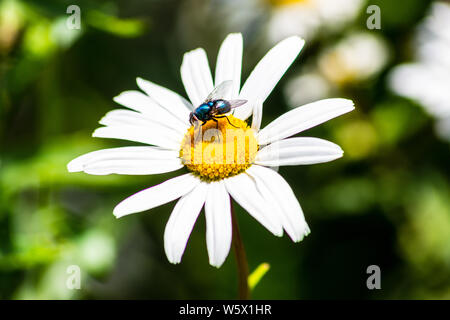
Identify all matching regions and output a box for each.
[189,80,247,128]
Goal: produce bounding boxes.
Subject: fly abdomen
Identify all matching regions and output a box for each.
[214,99,231,114]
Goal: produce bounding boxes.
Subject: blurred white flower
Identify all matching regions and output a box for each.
[0,0,24,52]
[68,33,354,268]
[177,0,364,51]
[268,0,365,43]
[285,32,389,106]
[318,32,390,85]
[389,2,450,141]
[284,70,331,106]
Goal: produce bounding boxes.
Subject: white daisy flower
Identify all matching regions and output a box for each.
[285,32,389,106]
[267,0,365,43]
[318,32,390,86]
[389,2,450,141]
[177,0,364,51]
[284,32,390,106]
[68,33,354,268]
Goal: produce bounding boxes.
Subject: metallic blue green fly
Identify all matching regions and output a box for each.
[189,80,247,128]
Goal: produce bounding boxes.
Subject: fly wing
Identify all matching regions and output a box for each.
[228,99,248,109]
[204,80,233,102]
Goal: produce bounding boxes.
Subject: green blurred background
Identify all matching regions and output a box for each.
[1,0,449,299]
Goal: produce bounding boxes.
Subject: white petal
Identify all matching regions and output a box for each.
[224,173,283,237]
[247,165,310,242]
[92,124,183,150]
[234,36,305,120]
[164,182,207,264]
[84,159,182,176]
[136,77,193,121]
[99,109,188,136]
[113,90,187,128]
[255,137,343,166]
[251,100,263,132]
[113,173,200,218]
[215,33,243,99]
[181,48,214,107]
[67,146,182,175]
[257,98,355,145]
[205,181,232,268]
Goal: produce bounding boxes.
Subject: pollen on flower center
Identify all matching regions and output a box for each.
[179,115,259,181]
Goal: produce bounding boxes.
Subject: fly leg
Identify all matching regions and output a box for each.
[211,118,219,130]
[215,115,239,128]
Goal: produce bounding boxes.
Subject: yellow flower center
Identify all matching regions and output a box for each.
[179,115,259,181]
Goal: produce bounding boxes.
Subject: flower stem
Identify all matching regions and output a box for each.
[231,199,250,300]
